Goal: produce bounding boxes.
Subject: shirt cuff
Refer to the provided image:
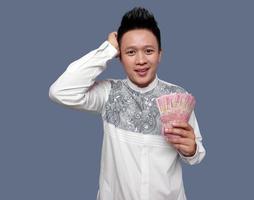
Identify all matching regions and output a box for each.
[98,41,118,59]
[178,141,205,165]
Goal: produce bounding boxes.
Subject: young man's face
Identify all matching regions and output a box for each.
[119,29,162,88]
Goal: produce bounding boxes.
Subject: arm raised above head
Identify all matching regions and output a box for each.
[49,39,118,113]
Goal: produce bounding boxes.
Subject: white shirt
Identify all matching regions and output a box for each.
[49,41,206,200]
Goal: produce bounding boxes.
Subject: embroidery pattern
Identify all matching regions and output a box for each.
[103,79,185,135]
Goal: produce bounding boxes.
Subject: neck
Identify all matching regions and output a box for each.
[126,75,158,93]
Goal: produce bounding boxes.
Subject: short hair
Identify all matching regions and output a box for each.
[117,7,161,50]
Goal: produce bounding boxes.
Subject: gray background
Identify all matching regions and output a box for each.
[1,0,253,199]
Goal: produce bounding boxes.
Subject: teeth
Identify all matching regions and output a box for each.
[136,68,147,72]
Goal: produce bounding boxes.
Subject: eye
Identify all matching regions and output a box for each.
[126,50,136,56]
[145,49,154,54]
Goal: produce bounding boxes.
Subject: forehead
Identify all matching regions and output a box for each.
[120,29,158,49]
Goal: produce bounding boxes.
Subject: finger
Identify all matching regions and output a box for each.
[174,143,197,156]
[167,137,194,146]
[172,121,193,131]
[166,136,185,144]
[173,144,191,153]
[165,127,188,138]
[164,133,181,140]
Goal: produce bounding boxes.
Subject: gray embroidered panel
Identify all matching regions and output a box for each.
[102,79,186,135]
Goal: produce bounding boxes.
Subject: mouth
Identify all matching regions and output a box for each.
[134,67,150,77]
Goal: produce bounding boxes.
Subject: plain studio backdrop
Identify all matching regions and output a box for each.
[0,0,253,199]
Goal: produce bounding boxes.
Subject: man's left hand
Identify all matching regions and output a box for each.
[164,121,196,157]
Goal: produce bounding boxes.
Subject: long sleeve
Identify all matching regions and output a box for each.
[49,41,118,113]
[179,111,206,165]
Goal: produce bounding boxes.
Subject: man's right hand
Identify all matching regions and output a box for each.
[107,32,120,57]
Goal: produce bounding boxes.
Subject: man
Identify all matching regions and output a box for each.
[49,7,206,200]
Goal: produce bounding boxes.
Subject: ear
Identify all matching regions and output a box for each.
[118,46,122,61]
[118,53,122,62]
[158,49,162,62]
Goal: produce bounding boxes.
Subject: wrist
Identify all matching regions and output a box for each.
[181,143,197,157]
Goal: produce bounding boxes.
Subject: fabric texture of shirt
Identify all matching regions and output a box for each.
[49,41,206,200]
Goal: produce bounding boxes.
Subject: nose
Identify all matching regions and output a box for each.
[136,52,147,65]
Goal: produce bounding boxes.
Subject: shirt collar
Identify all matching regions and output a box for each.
[126,75,158,94]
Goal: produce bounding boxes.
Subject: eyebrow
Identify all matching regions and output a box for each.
[124,45,156,50]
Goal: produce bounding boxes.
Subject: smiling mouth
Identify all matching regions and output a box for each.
[134,68,149,76]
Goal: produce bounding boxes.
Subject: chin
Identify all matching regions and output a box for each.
[136,80,152,88]
[129,73,155,88]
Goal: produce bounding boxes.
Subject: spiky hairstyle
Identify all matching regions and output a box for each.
[117,7,161,50]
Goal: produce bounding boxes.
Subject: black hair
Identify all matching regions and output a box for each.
[117,7,161,50]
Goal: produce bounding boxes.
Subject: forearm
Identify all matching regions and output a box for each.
[49,41,117,111]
